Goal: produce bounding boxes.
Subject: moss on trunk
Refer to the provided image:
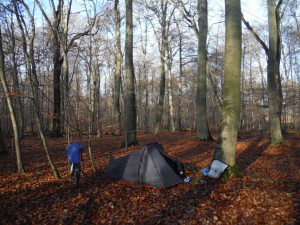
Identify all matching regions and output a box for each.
[221,164,243,183]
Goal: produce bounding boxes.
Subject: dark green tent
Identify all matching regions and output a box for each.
[104,143,186,188]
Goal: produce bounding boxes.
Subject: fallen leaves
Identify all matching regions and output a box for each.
[0,131,299,224]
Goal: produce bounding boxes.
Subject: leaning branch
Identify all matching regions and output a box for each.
[241,13,269,56]
[67,0,97,51]
[34,0,55,34]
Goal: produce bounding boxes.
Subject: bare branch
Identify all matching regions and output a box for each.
[34,0,53,32]
[241,13,269,56]
[173,0,199,37]
[68,0,97,51]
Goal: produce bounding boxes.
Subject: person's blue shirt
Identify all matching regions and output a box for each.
[66,142,85,163]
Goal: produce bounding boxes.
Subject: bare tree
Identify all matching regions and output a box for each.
[0,27,24,173]
[267,0,284,144]
[137,17,150,133]
[166,39,176,133]
[175,0,212,139]
[34,0,96,137]
[113,0,122,136]
[8,12,24,139]
[242,0,284,145]
[196,0,213,140]
[146,0,174,135]
[175,20,183,131]
[34,0,63,137]
[212,0,243,180]
[124,0,138,146]
[13,0,61,179]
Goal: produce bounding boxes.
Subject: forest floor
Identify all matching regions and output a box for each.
[0,131,299,225]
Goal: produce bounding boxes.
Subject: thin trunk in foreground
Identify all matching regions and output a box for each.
[13,0,61,179]
[0,28,24,173]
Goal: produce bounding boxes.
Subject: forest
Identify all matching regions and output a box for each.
[0,0,299,224]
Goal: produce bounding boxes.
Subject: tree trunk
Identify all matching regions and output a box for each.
[166,45,175,133]
[140,20,149,133]
[177,26,183,132]
[88,107,97,172]
[153,44,166,135]
[153,1,168,135]
[60,7,70,137]
[52,38,63,137]
[196,0,213,140]
[92,51,101,137]
[240,45,246,130]
[113,0,122,136]
[242,1,284,144]
[34,0,63,138]
[212,0,242,180]
[124,0,137,147]
[0,28,24,173]
[143,63,149,133]
[275,1,283,116]
[10,21,24,139]
[249,57,255,130]
[0,122,6,154]
[267,0,284,145]
[61,50,69,136]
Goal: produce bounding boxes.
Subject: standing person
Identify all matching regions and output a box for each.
[66,142,85,180]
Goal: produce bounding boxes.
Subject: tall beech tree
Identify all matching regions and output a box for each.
[124,0,138,146]
[196,0,213,141]
[137,17,150,133]
[175,0,213,140]
[212,0,242,179]
[175,20,183,132]
[34,0,63,137]
[166,34,176,133]
[113,0,122,136]
[267,0,284,145]
[242,0,284,145]
[151,0,169,135]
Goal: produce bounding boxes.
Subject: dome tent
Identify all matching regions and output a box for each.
[105,143,187,188]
